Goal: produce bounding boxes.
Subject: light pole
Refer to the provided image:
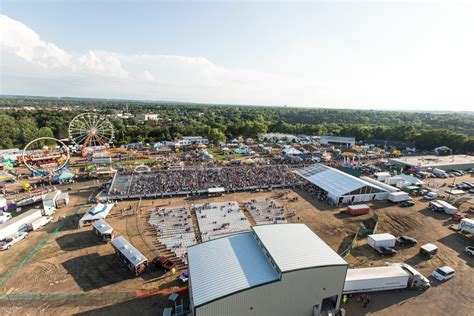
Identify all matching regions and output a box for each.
[447,175,456,201]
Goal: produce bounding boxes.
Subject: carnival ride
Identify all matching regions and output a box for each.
[69,113,115,157]
[22,137,70,175]
[68,113,151,159]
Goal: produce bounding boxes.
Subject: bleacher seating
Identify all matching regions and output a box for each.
[245,198,287,225]
[194,201,251,241]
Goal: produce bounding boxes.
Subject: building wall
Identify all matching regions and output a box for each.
[341,192,389,204]
[327,192,388,205]
[320,137,355,147]
[195,265,348,316]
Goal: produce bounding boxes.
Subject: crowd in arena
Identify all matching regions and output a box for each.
[109,165,301,196]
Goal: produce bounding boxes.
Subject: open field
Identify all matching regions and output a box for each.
[0,175,473,315]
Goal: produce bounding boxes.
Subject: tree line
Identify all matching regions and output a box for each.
[0,97,473,153]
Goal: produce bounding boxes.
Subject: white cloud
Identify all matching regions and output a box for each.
[0,14,319,106]
[1,12,473,111]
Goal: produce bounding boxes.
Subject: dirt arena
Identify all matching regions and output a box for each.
[0,175,473,315]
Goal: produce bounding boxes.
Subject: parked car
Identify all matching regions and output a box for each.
[466,246,474,256]
[396,236,417,247]
[400,200,415,207]
[423,192,438,200]
[152,256,177,272]
[432,266,455,281]
[376,247,397,256]
[451,169,465,176]
[0,232,28,251]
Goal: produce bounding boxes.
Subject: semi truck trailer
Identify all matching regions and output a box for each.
[343,263,430,294]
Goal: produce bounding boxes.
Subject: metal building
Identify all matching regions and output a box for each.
[319,136,355,147]
[188,224,348,316]
[295,164,389,205]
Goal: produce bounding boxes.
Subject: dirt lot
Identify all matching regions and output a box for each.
[1,175,473,315]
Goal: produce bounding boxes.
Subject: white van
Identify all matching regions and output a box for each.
[432,266,455,281]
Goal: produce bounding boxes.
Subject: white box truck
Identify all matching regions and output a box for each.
[433,168,448,178]
[460,218,474,234]
[388,191,410,202]
[26,216,53,231]
[368,233,396,249]
[343,263,430,294]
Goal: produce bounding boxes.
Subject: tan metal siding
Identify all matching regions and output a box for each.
[196,265,347,316]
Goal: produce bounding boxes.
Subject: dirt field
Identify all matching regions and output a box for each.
[1,174,473,315]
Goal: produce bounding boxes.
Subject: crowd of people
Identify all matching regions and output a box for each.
[109,165,301,196]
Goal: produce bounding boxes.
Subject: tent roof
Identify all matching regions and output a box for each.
[79,203,113,227]
[295,164,386,197]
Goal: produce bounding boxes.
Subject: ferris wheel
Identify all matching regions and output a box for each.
[69,113,114,156]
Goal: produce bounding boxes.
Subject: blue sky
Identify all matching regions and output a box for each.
[1,1,473,111]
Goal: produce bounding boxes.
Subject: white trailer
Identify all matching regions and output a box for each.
[343,264,430,294]
[56,192,69,208]
[433,168,448,178]
[0,208,43,240]
[42,191,60,211]
[368,233,396,249]
[460,218,474,234]
[435,200,458,215]
[388,191,410,202]
[344,266,409,294]
[26,216,53,231]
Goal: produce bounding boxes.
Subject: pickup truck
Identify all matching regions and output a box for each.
[0,232,28,251]
[152,256,177,272]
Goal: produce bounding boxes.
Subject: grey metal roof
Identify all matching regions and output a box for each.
[111,236,147,267]
[320,136,355,143]
[188,232,279,307]
[252,224,347,272]
[295,164,386,197]
[92,219,113,235]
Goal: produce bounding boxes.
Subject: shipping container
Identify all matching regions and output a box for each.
[346,204,371,216]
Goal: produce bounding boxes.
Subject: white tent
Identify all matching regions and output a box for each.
[295,164,389,204]
[283,146,302,156]
[79,203,114,228]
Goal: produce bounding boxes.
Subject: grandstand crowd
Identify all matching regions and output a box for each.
[109,165,301,196]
